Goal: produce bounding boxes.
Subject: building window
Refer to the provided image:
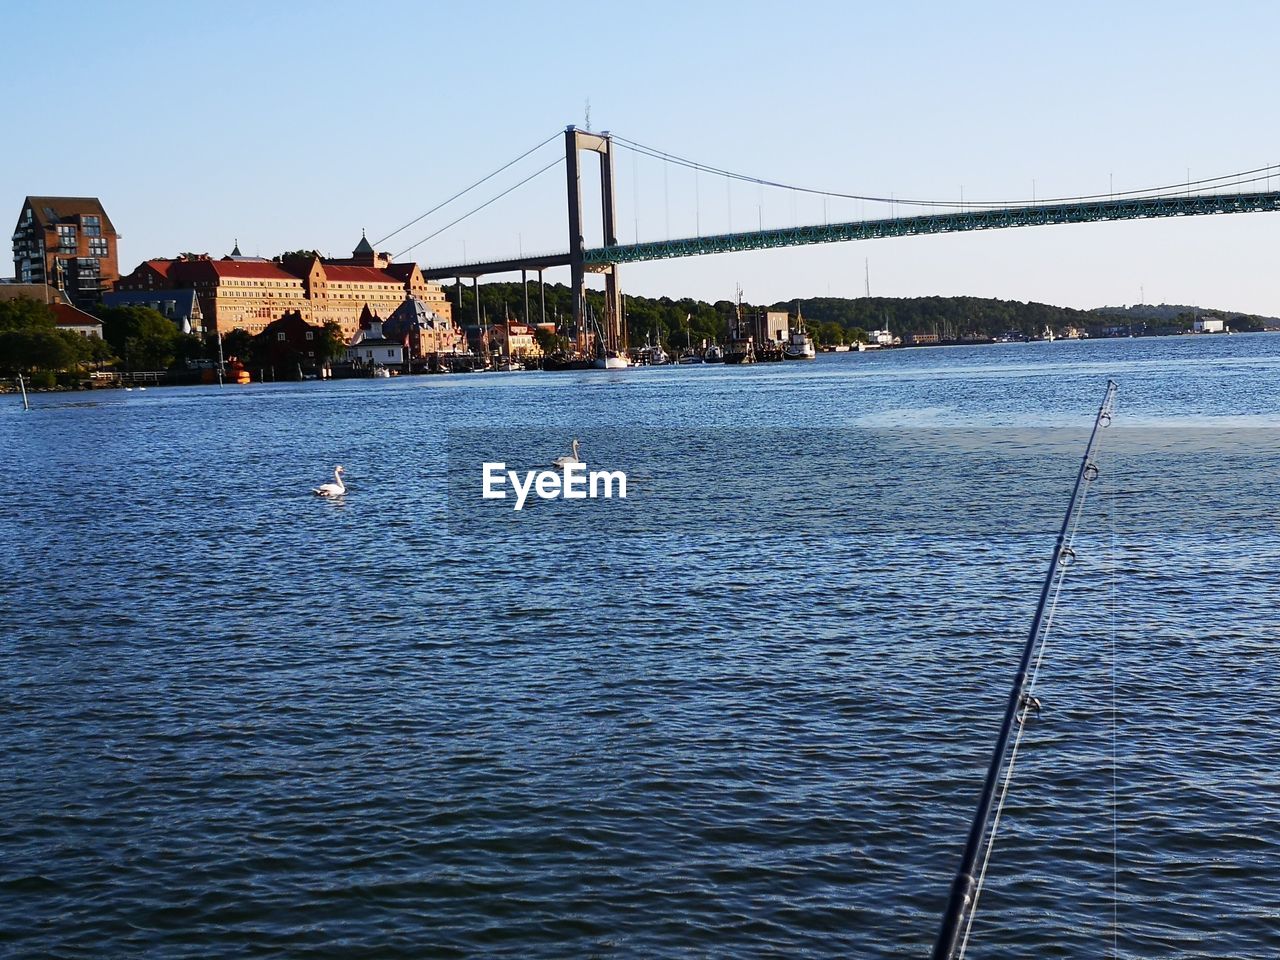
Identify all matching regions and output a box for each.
[83,216,101,237]
[277,332,286,341]
[89,237,108,256]
[57,225,76,249]
[305,331,314,340]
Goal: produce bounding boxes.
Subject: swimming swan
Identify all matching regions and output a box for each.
[552,439,581,469]
[313,465,346,497]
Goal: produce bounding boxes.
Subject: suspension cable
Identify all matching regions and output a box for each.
[612,135,1280,210]
[374,130,561,248]
[394,157,564,260]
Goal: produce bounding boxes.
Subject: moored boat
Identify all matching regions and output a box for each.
[591,351,629,370]
[783,329,816,360]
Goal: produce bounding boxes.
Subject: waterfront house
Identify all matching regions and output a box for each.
[255,310,330,378]
[345,307,404,367]
[50,302,104,339]
[492,318,543,359]
[383,297,467,360]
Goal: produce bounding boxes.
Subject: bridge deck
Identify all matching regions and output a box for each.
[418,190,1280,279]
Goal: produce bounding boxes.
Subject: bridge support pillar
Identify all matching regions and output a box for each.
[565,125,622,355]
[472,277,481,357]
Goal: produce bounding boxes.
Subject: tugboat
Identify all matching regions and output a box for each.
[640,344,669,365]
[783,307,816,361]
[704,342,725,363]
[639,327,670,365]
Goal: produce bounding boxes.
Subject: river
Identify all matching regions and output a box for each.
[2,334,1277,958]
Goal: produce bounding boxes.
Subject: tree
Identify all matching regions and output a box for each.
[0,296,55,333]
[222,329,253,362]
[534,327,567,354]
[814,320,846,345]
[0,327,90,375]
[315,321,346,363]
[0,297,97,375]
[96,306,181,369]
[172,333,206,367]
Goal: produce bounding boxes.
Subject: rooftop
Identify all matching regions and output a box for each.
[22,196,117,236]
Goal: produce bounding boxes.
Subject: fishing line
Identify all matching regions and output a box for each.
[1110,434,1120,960]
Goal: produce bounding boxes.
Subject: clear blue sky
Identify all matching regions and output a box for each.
[5,0,1280,313]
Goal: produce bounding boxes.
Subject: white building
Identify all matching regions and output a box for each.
[52,302,104,338]
[345,314,404,366]
[1193,317,1226,334]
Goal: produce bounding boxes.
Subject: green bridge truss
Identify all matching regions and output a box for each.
[582,190,1280,266]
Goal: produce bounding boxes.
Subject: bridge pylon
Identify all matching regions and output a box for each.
[565,125,623,355]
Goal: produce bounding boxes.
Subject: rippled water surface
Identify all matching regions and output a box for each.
[3,335,1278,958]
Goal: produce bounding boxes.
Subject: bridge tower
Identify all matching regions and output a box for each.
[565,126,623,355]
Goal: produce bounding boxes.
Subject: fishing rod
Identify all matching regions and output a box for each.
[932,379,1118,960]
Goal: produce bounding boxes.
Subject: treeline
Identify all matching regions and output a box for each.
[1091,303,1269,333]
[444,280,737,349]
[444,282,1187,346]
[778,295,1104,342]
[0,298,113,386]
[0,297,207,385]
[96,306,206,368]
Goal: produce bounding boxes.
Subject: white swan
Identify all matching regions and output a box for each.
[313,465,346,497]
[552,439,581,469]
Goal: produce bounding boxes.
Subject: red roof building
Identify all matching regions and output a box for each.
[117,236,453,338]
[50,302,104,339]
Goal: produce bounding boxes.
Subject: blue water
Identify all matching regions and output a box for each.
[2,335,1278,958]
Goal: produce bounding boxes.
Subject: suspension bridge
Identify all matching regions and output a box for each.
[377,125,1280,353]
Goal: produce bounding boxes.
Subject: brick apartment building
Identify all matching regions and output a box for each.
[116,234,453,339]
[11,196,120,306]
